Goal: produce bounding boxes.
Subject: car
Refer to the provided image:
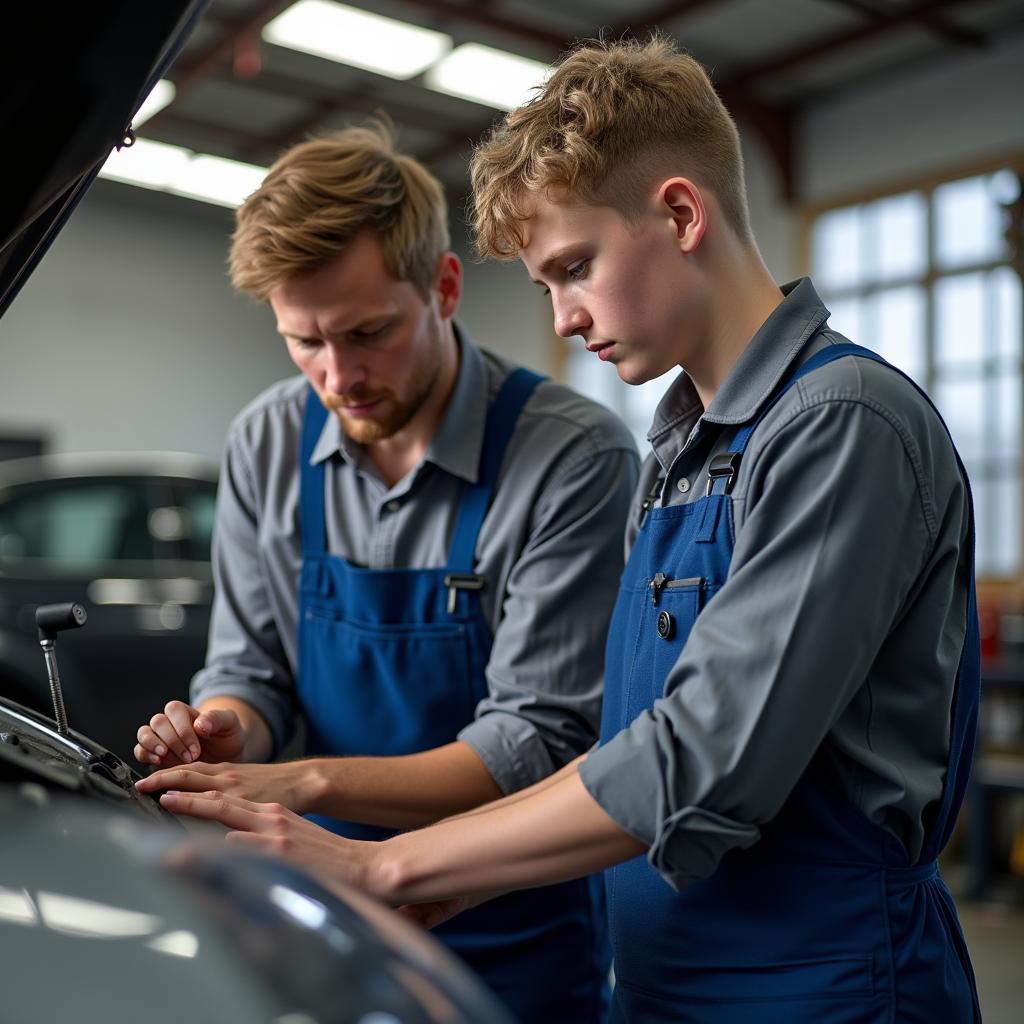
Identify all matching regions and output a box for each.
[0,698,514,1024]
[0,451,218,763]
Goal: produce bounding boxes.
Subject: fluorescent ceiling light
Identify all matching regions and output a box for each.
[99,139,267,208]
[134,79,176,127]
[264,0,451,79]
[425,43,549,110]
[99,138,191,192]
[175,154,268,207]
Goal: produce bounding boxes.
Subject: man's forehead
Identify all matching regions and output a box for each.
[519,196,588,255]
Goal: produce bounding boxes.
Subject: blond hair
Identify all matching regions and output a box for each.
[230,123,449,299]
[470,36,751,259]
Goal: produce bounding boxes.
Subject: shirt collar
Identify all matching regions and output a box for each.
[647,277,829,457]
[308,323,487,485]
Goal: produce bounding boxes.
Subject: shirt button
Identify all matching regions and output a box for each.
[676,478,690,493]
[384,499,401,513]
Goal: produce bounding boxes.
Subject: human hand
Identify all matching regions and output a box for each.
[135,759,315,813]
[396,894,490,930]
[134,701,246,768]
[156,790,374,894]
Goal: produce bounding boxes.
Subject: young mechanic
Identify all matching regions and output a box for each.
[152,39,982,1023]
[133,124,639,1021]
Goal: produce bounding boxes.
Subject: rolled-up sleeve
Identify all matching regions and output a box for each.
[579,396,937,889]
[458,439,639,794]
[190,429,298,756]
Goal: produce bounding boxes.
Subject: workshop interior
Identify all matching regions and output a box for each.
[1,1,1023,1022]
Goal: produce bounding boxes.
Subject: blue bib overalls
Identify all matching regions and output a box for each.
[601,344,982,1023]
[297,369,610,1022]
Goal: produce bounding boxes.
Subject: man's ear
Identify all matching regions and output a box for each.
[658,178,707,254]
[434,252,462,319]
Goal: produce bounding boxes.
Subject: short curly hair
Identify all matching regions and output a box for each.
[230,122,449,299]
[470,35,751,260]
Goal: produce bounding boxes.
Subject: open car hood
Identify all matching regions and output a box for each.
[0,2,208,318]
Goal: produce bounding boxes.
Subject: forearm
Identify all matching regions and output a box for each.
[438,753,585,823]
[373,765,646,904]
[197,697,273,762]
[302,741,503,828]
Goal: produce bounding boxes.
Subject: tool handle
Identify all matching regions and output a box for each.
[36,602,88,642]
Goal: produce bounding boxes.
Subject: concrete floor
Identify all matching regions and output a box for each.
[959,895,1024,1023]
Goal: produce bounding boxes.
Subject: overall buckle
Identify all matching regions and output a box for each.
[706,451,742,496]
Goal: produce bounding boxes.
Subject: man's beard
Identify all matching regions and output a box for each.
[325,322,443,444]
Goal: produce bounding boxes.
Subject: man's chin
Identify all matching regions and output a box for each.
[336,412,391,444]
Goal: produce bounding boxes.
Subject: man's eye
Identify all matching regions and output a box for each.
[354,324,389,340]
[567,260,589,281]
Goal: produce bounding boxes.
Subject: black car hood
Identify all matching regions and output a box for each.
[0,695,179,824]
[0,2,209,318]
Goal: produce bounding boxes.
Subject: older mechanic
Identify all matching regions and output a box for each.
[134,124,637,1021]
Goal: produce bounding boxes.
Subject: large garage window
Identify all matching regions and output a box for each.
[811,166,1023,579]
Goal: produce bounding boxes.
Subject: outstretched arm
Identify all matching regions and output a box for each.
[138,740,502,827]
[157,760,645,913]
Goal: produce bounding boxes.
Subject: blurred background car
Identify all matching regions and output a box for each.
[0,451,218,762]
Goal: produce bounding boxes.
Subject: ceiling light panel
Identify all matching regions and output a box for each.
[263,0,452,80]
[425,43,550,110]
[99,140,266,208]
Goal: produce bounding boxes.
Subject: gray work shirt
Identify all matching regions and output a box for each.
[579,278,970,890]
[192,329,639,793]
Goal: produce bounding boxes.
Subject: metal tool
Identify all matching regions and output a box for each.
[35,602,87,736]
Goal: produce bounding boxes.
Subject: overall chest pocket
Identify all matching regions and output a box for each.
[300,606,478,756]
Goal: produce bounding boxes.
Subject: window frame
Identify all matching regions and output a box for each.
[800,151,1024,583]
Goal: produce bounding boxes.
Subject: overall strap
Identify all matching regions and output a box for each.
[299,387,330,557]
[707,342,879,496]
[446,368,544,572]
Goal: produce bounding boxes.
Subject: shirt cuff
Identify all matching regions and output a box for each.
[457,711,558,795]
[580,716,760,891]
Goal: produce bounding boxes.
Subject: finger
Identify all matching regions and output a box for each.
[397,902,459,930]
[224,830,274,850]
[147,712,194,764]
[133,743,162,766]
[163,701,203,761]
[158,790,269,830]
[135,765,220,793]
[194,708,239,739]
[135,725,168,761]
[159,791,290,832]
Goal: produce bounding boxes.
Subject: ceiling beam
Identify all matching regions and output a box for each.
[608,0,728,38]
[145,111,279,165]
[726,0,978,88]
[823,0,988,49]
[248,68,491,143]
[149,0,294,132]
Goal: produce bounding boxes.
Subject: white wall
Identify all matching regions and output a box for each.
[0,180,295,460]
[799,33,1024,205]
[0,180,555,460]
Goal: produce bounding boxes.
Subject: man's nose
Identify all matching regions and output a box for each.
[323,343,366,396]
[552,294,592,339]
